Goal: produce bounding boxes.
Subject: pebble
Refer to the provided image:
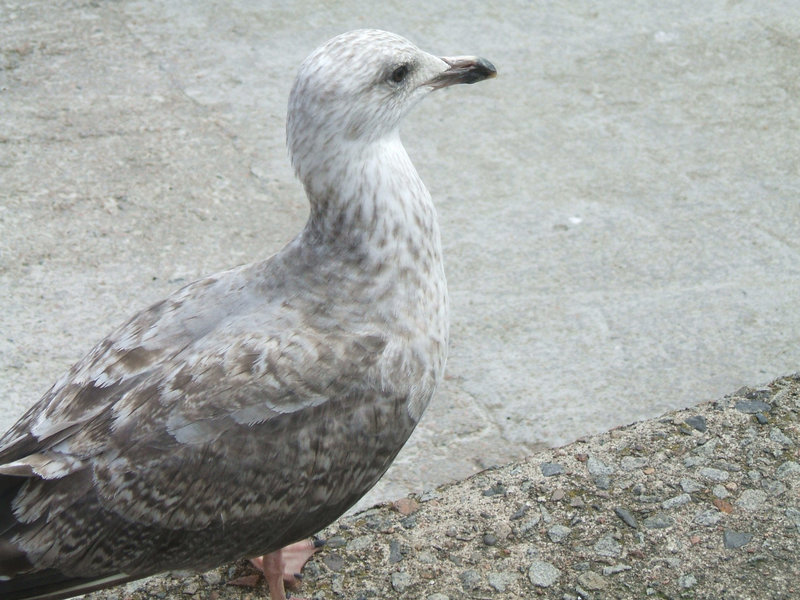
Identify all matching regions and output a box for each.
[643,513,674,529]
[737,386,772,400]
[323,554,344,572]
[723,530,753,549]
[578,571,607,590]
[391,572,412,592]
[620,456,649,471]
[548,524,571,543]
[487,571,517,592]
[736,489,767,511]
[761,479,786,495]
[735,399,771,413]
[785,507,800,532]
[769,427,793,446]
[459,569,481,590]
[495,522,512,540]
[712,484,729,498]
[392,497,420,515]
[362,510,393,531]
[182,582,199,595]
[775,461,800,479]
[516,514,541,536]
[347,535,373,552]
[679,573,697,589]
[510,505,529,520]
[661,493,691,510]
[614,507,638,529]
[712,498,734,513]
[665,556,681,568]
[694,437,718,457]
[684,415,707,432]
[699,467,729,482]
[716,460,741,473]
[326,536,347,548]
[680,477,704,493]
[602,564,631,575]
[330,575,344,596]
[541,462,565,477]
[587,456,615,476]
[305,560,322,579]
[389,539,403,563]
[427,595,449,600]
[482,483,506,497]
[528,560,561,587]
[593,533,621,557]
[400,514,417,529]
[419,489,439,502]
[593,474,612,490]
[483,533,498,546]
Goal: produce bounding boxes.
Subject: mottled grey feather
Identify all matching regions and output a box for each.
[0,28,495,600]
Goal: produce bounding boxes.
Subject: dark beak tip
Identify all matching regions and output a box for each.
[462,57,497,85]
[477,57,498,80]
[452,56,497,85]
[430,55,498,88]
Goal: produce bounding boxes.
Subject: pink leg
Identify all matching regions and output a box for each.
[248,539,323,600]
[260,551,290,600]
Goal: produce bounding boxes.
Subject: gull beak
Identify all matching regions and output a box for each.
[427,56,497,89]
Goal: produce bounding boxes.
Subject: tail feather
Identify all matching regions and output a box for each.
[0,569,135,600]
[1,471,134,600]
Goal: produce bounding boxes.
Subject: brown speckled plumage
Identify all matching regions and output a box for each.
[0,29,495,600]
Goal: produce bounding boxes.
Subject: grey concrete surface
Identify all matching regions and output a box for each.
[1,1,799,509]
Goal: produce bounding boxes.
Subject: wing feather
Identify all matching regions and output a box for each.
[0,256,410,582]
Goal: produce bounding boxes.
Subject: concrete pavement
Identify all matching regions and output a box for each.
[1,0,799,508]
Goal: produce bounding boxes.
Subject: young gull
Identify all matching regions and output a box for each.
[0,29,496,600]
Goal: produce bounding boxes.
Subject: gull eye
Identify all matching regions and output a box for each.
[389,64,410,84]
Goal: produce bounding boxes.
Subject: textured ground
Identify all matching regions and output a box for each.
[2,1,800,510]
[83,374,800,600]
[2,3,799,598]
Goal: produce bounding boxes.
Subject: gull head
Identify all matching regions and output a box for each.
[287,29,496,189]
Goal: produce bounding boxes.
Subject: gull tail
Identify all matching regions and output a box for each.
[0,456,135,600]
[0,568,135,600]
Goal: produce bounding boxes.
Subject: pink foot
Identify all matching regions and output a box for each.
[248,539,324,600]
